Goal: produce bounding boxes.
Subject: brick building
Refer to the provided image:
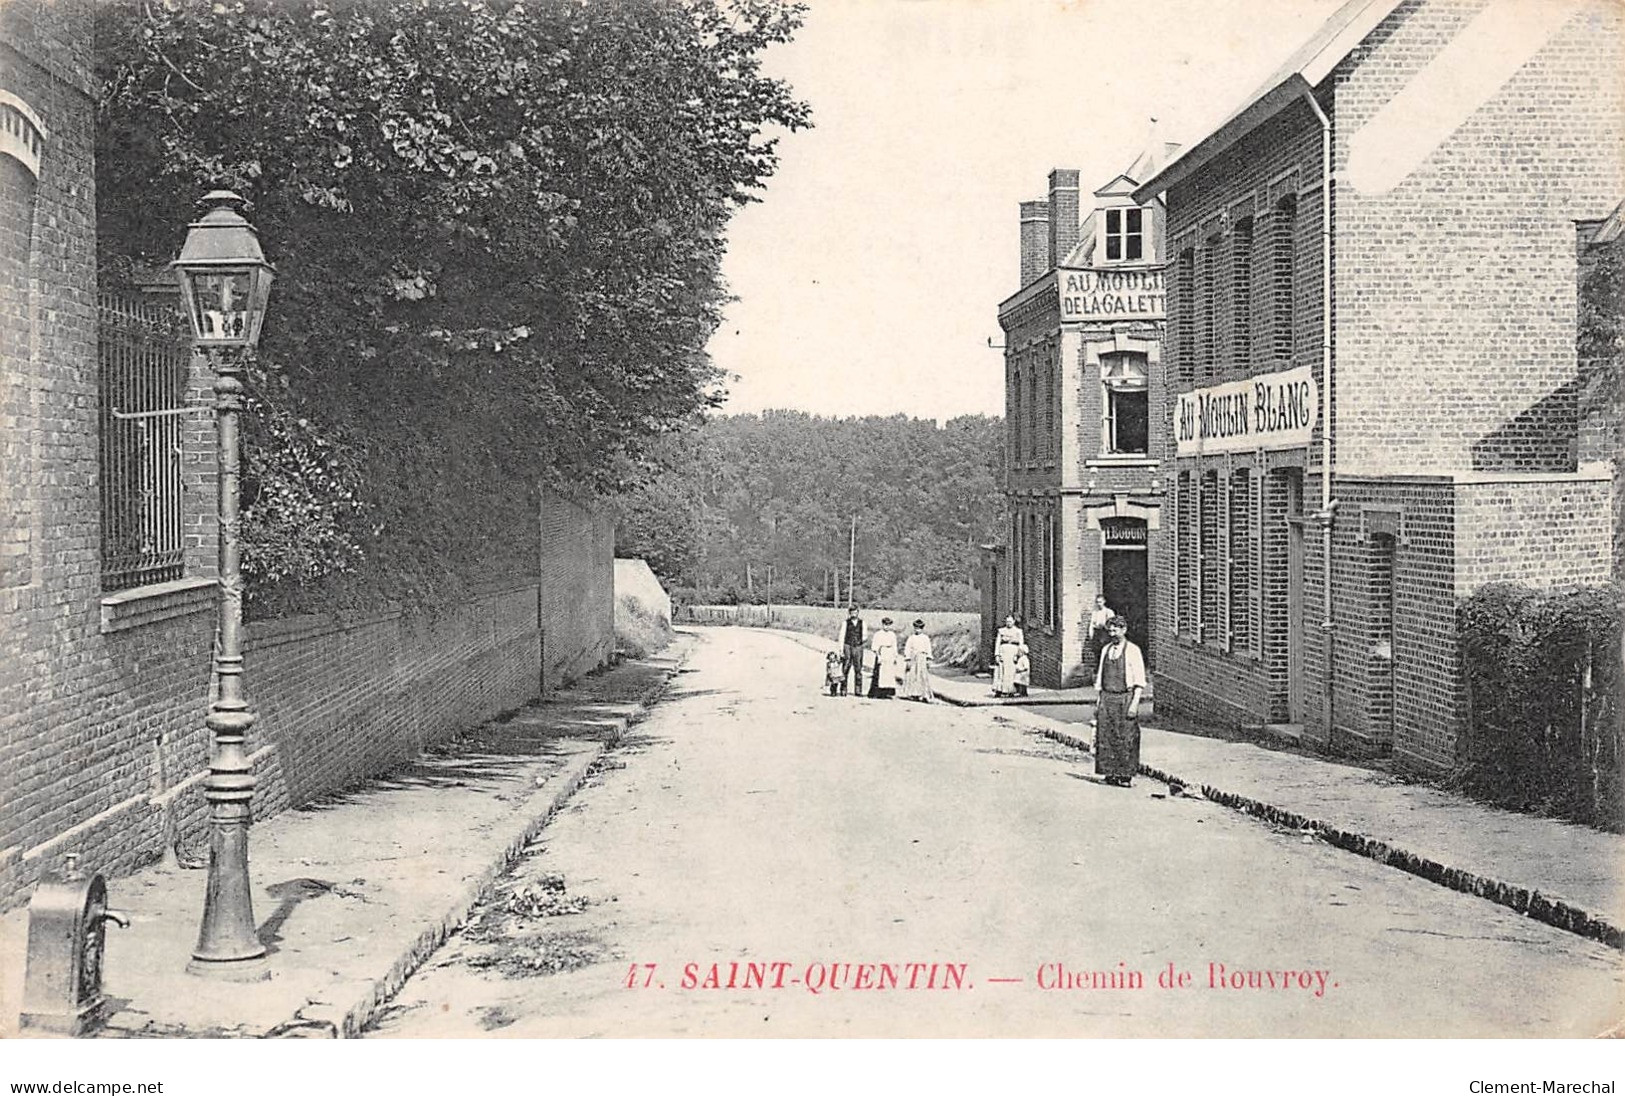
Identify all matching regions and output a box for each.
[991,153,1175,687]
[1132,0,1622,768]
[0,2,614,908]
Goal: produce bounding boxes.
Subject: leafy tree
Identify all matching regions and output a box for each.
[94,0,809,615]
[623,411,1007,608]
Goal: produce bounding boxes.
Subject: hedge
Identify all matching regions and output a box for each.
[1458,583,1622,830]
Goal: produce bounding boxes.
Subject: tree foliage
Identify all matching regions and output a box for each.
[94,0,809,615]
[615,411,1007,609]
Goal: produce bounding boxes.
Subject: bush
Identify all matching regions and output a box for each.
[1458,582,1622,830]
[615,594,674,659]
[882,579,980,612]
[930,620,981,669]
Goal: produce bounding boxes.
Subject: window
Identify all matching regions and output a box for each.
[1010,512,1022,617]
[1104,206,1144,262]
[1039,513,1052,626]
[99,293,192,590]
[1010,365,1021,469]
[1049,513,1061,628]
[1229,468,1256,654]
[1175,247,1196,384]
[1232,216,1254,371]
[1045,360,1056,463]
[1273,195,1297,364]
[1027,367,1038,463]
[1100,351,1149,455]
[1176,471,1196,635]
[1199,469,1221,641]
[1201,234,1220,381]
[1030,514,1041,625]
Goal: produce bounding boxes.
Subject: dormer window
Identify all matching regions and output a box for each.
[1105,207,1144,262]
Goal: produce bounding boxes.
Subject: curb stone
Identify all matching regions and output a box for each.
[756,631,1625,953]
[1015,719,1625,953]
[297,639,693,1039]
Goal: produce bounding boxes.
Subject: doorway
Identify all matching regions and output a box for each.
[1369,532,1397,745]
[1284,473,1306,724]
[1100,518,1149,660]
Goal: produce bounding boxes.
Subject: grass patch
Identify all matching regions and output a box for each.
[678,603,982,669]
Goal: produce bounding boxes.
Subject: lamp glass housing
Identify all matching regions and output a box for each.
[177,265,274,348]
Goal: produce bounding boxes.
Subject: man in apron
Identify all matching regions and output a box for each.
[1092,615,1146,787]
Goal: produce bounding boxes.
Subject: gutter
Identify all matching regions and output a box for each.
[1302,87,1339,743]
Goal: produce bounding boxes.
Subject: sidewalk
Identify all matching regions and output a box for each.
[932,667,1100,706]
[930,671,1625,950]
[0,637,693,1039]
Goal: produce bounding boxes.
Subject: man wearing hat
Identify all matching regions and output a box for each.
[836,605,866,697]
[1092,615,1146,786]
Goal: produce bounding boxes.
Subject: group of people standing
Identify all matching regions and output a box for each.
[831,607,935,703]
[824,598,1146,788]
[992,595,1147,789]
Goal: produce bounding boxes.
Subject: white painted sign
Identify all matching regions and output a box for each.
[1059,268,1165,321]
[1175,366,1318,456]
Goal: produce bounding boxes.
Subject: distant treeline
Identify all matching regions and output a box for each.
[615,411,1006,610]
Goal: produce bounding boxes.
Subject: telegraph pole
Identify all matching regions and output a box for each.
[847,516,857,607]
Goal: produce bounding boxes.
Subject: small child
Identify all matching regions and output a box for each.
[825,651,845,696]
[1013,644,1031,697]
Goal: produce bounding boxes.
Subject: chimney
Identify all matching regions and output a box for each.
[1020,199,1050,286]
[1048,168,1081,267]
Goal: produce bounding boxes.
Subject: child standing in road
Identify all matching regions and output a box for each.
[1013,644,1031,697]
[825,651,845,696]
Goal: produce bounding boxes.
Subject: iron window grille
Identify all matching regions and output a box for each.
[98,293,193,591]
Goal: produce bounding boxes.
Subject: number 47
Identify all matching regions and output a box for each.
[625,963,658,988]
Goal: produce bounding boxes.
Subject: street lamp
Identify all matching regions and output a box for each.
[172,190,274,981]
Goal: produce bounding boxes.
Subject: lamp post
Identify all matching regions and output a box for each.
[171,190,275,981]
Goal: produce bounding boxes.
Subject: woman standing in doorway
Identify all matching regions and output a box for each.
[992,614,1024,697]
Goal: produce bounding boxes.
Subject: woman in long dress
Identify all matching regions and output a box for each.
[899,619,934,703]
[868,617,902,698]
[992,615,1024,696]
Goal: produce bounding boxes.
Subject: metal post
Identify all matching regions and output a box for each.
[188,346,269,981]
[847,515,856,607]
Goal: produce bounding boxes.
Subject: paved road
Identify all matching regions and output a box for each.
[370,627,1623,1038]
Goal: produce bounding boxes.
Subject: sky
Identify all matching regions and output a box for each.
[708,0,1347,423]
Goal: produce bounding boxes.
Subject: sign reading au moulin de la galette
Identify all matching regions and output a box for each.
[1175,366,1319,456]
[1059,268,1165,321]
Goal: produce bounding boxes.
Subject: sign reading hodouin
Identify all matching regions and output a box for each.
[1175,365,1318,456]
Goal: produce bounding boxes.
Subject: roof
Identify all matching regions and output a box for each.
[1132,0,1404,202]
[1595,200,1625,245]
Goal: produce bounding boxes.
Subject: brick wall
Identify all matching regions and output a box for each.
[541,492,616,689]
[1334,0,1625,476]
[1329,478,1459,768]
[2,493,613,910]
[1454,477,1612,592]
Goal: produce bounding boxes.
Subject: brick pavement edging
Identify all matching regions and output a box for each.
[929,686,1625,949]
[283,644,688,1039]
[941,693,1625,954]
[723,630,1624,954]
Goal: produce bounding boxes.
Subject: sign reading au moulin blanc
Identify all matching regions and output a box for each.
[1059,268,1166,321]
[1175,365,1319,456]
